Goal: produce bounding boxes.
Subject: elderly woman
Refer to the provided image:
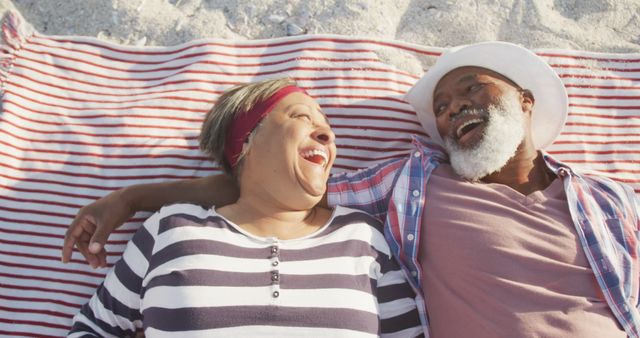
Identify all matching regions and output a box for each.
[68,78,423,337]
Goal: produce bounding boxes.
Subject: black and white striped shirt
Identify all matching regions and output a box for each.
[69,204,423,337]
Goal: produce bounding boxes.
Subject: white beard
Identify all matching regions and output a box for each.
[443,92,525,181]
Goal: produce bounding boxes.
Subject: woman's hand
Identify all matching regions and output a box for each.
[61,188,134,268]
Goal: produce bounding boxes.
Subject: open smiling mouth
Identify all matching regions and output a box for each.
[455,117,486,142]
[301,149,328,167]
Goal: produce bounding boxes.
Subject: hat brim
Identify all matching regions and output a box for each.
[404,41,568,149]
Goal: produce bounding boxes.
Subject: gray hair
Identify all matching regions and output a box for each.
[199,77,297,175]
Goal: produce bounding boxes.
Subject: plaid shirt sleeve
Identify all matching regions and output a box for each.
[627,185,640,231]
[562,169,640,336]
[327,157,407,223]
[624,182,640,311]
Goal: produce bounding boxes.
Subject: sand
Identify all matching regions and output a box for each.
[2,0,639,54]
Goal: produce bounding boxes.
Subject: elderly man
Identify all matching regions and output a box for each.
[62,42,640,337]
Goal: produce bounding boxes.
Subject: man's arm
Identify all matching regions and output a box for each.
[69,210,159,337]
[127,174,238,211]
[61,174,238,267]
[327,157,405,223]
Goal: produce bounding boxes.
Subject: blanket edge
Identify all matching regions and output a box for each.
[0,10,33,94]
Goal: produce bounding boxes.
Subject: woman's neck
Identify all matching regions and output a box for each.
[217,196,328,240]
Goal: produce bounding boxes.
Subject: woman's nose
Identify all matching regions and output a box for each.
[312,125,335,144]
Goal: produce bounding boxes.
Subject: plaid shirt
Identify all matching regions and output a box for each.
[328,136,640,337]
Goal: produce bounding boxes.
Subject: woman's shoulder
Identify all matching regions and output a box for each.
[142,203,215,231]
[156,202,212,218]
[323,207,388,248]
[329,206,383,228]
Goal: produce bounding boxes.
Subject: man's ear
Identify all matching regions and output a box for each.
[520,89,535,115]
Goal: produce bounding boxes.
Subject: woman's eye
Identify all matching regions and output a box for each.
[295,113,312,120]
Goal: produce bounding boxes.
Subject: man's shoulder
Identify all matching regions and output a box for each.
[411,135,448,157]
[543,152,637,206]
[572,167,629,190]
[543,152,630,192]
[570,168,638,218]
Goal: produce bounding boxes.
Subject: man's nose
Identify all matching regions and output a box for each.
[449,97,472,120]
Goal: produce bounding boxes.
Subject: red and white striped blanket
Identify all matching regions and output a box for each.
[1,10,639,337]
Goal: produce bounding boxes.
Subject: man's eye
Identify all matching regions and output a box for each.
[435,103,447,116]
[468,83,484,92]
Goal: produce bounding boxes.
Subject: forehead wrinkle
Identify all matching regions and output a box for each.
[434,73,480,99]
[434,67,523,99]
[284,103,330,125]
[282,102,312,113]
[456,73,478,85]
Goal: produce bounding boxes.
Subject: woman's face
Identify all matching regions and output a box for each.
[238,92,336,209]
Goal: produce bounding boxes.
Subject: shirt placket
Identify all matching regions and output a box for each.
[268,238,281,304]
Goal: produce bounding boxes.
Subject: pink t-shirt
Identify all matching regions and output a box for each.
[420,164,626,338]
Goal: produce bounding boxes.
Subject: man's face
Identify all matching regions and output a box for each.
[432,66,525,147]
[431,66,532,180]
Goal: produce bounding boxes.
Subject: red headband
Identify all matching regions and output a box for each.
[224,85,307,169]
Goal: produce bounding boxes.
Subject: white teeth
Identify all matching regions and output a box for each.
[456,118,484,138]
[301,148,328,166]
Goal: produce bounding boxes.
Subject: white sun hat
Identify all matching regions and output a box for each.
[404,41,568,149]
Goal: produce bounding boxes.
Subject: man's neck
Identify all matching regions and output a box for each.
[481,147,555,196]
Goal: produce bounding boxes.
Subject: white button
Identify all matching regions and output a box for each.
[413,151,420,158]
[412,190,419,197]
[411,271,418,276]
[407,234,415,241]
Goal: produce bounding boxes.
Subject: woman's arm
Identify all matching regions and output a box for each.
[61,174,238,267]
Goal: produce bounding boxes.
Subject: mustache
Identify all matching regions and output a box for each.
[447,107,490,134]
[451,107,489,122]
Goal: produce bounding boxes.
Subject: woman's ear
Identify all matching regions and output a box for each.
[520,89,535,115]
[240,141,250,156]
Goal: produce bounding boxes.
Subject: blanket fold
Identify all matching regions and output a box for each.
[0,11,32,89]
